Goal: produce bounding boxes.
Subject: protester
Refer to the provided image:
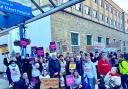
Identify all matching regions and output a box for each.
[39,69,50,79]
[19,72,33,89]
[3,50,127,89]
[71,70,83,89]
[59,55,66,75]
[22,59,32,80]
[82,53,97,89]
[32,63,41,89]
[97,53,111,76]
[6,60,21,89]
[38,57,43,73]
[119,54,128,89]
[66,56,77,75]
[92,52,101,64]
[49,54,61,78]
[42,58,49,71]
[59,72,65,89]
[76,55,83,76]
[104,67,121,89]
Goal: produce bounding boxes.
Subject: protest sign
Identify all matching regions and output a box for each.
[36,47,44,56]
[66,75,75,86]
[69,63,76,70]
[41,78,59,88]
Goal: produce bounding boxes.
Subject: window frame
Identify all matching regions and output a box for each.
[98,36,102,43]
[93,10,98,18]
[106,38,110,46]
[70,31,80,46]
[84,5,91,15]
[87,34,92,45]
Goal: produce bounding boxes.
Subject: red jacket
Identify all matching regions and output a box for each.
[97,58,111,75]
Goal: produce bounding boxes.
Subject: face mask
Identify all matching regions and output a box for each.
[11,64,16,67]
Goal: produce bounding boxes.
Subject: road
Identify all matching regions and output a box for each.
[0,74,9,89]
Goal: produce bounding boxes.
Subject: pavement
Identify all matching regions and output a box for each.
[0,74,9,89]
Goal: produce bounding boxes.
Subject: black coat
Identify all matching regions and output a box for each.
[22,60,32,80]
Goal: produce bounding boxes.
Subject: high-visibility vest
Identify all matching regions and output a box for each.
[119,60,128,75]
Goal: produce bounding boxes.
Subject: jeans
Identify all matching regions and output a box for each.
[88,78,95,89]
[121,74,128,89]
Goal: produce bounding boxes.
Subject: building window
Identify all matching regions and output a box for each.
[105,16,109,23]
[113,20,115,26]
[93,10,97,18]
[105,3,109,11]
[110,19,112,25]
[115,11,117,16]
[113,39,116,43]
[106,38,109,45]
[71,32,79,45]
[99,13,104,20]
[115,21,117,27]
[111,20,114,26]
[117,22,120,28]
[92,0,97,3]
[87,35,92,45]
[84,6,91,15]
[109,7,112,12]
[98,37,102,43]
[99,0,103,7]
[118,13,120,18]
[75,3,81,11]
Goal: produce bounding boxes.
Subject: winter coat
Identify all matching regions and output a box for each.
[49,58,61,77]
[97,59,111,75]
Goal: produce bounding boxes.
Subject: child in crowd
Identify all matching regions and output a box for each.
[104,67,121,89]
[72,70,83,89]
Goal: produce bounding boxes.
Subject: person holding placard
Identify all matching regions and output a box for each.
[66,57,77,75]
[71,70,83,89]
[59,55,66,75]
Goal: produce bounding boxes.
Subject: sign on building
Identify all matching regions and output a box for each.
[0,0,32,17]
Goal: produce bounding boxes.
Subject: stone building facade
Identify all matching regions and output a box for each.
[51,11,128,53]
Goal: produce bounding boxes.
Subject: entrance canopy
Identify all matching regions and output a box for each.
[0,0,84,33]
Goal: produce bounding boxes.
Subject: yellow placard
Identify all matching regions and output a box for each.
[69,63,76,70]
[41,78,59,89]
[0,46,8,53]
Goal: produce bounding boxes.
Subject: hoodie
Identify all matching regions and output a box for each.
[97,59,111,75]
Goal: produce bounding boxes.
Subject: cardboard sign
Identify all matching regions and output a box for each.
[49,41,56,53]
[0,44,9,53]
[41,78,59,88]
[69,63,76,70]
[36,47,44,56]
[66,75,75,86]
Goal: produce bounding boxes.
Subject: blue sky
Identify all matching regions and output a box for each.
[113,0,128,12]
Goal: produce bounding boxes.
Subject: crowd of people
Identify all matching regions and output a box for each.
[2,51,128,89]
